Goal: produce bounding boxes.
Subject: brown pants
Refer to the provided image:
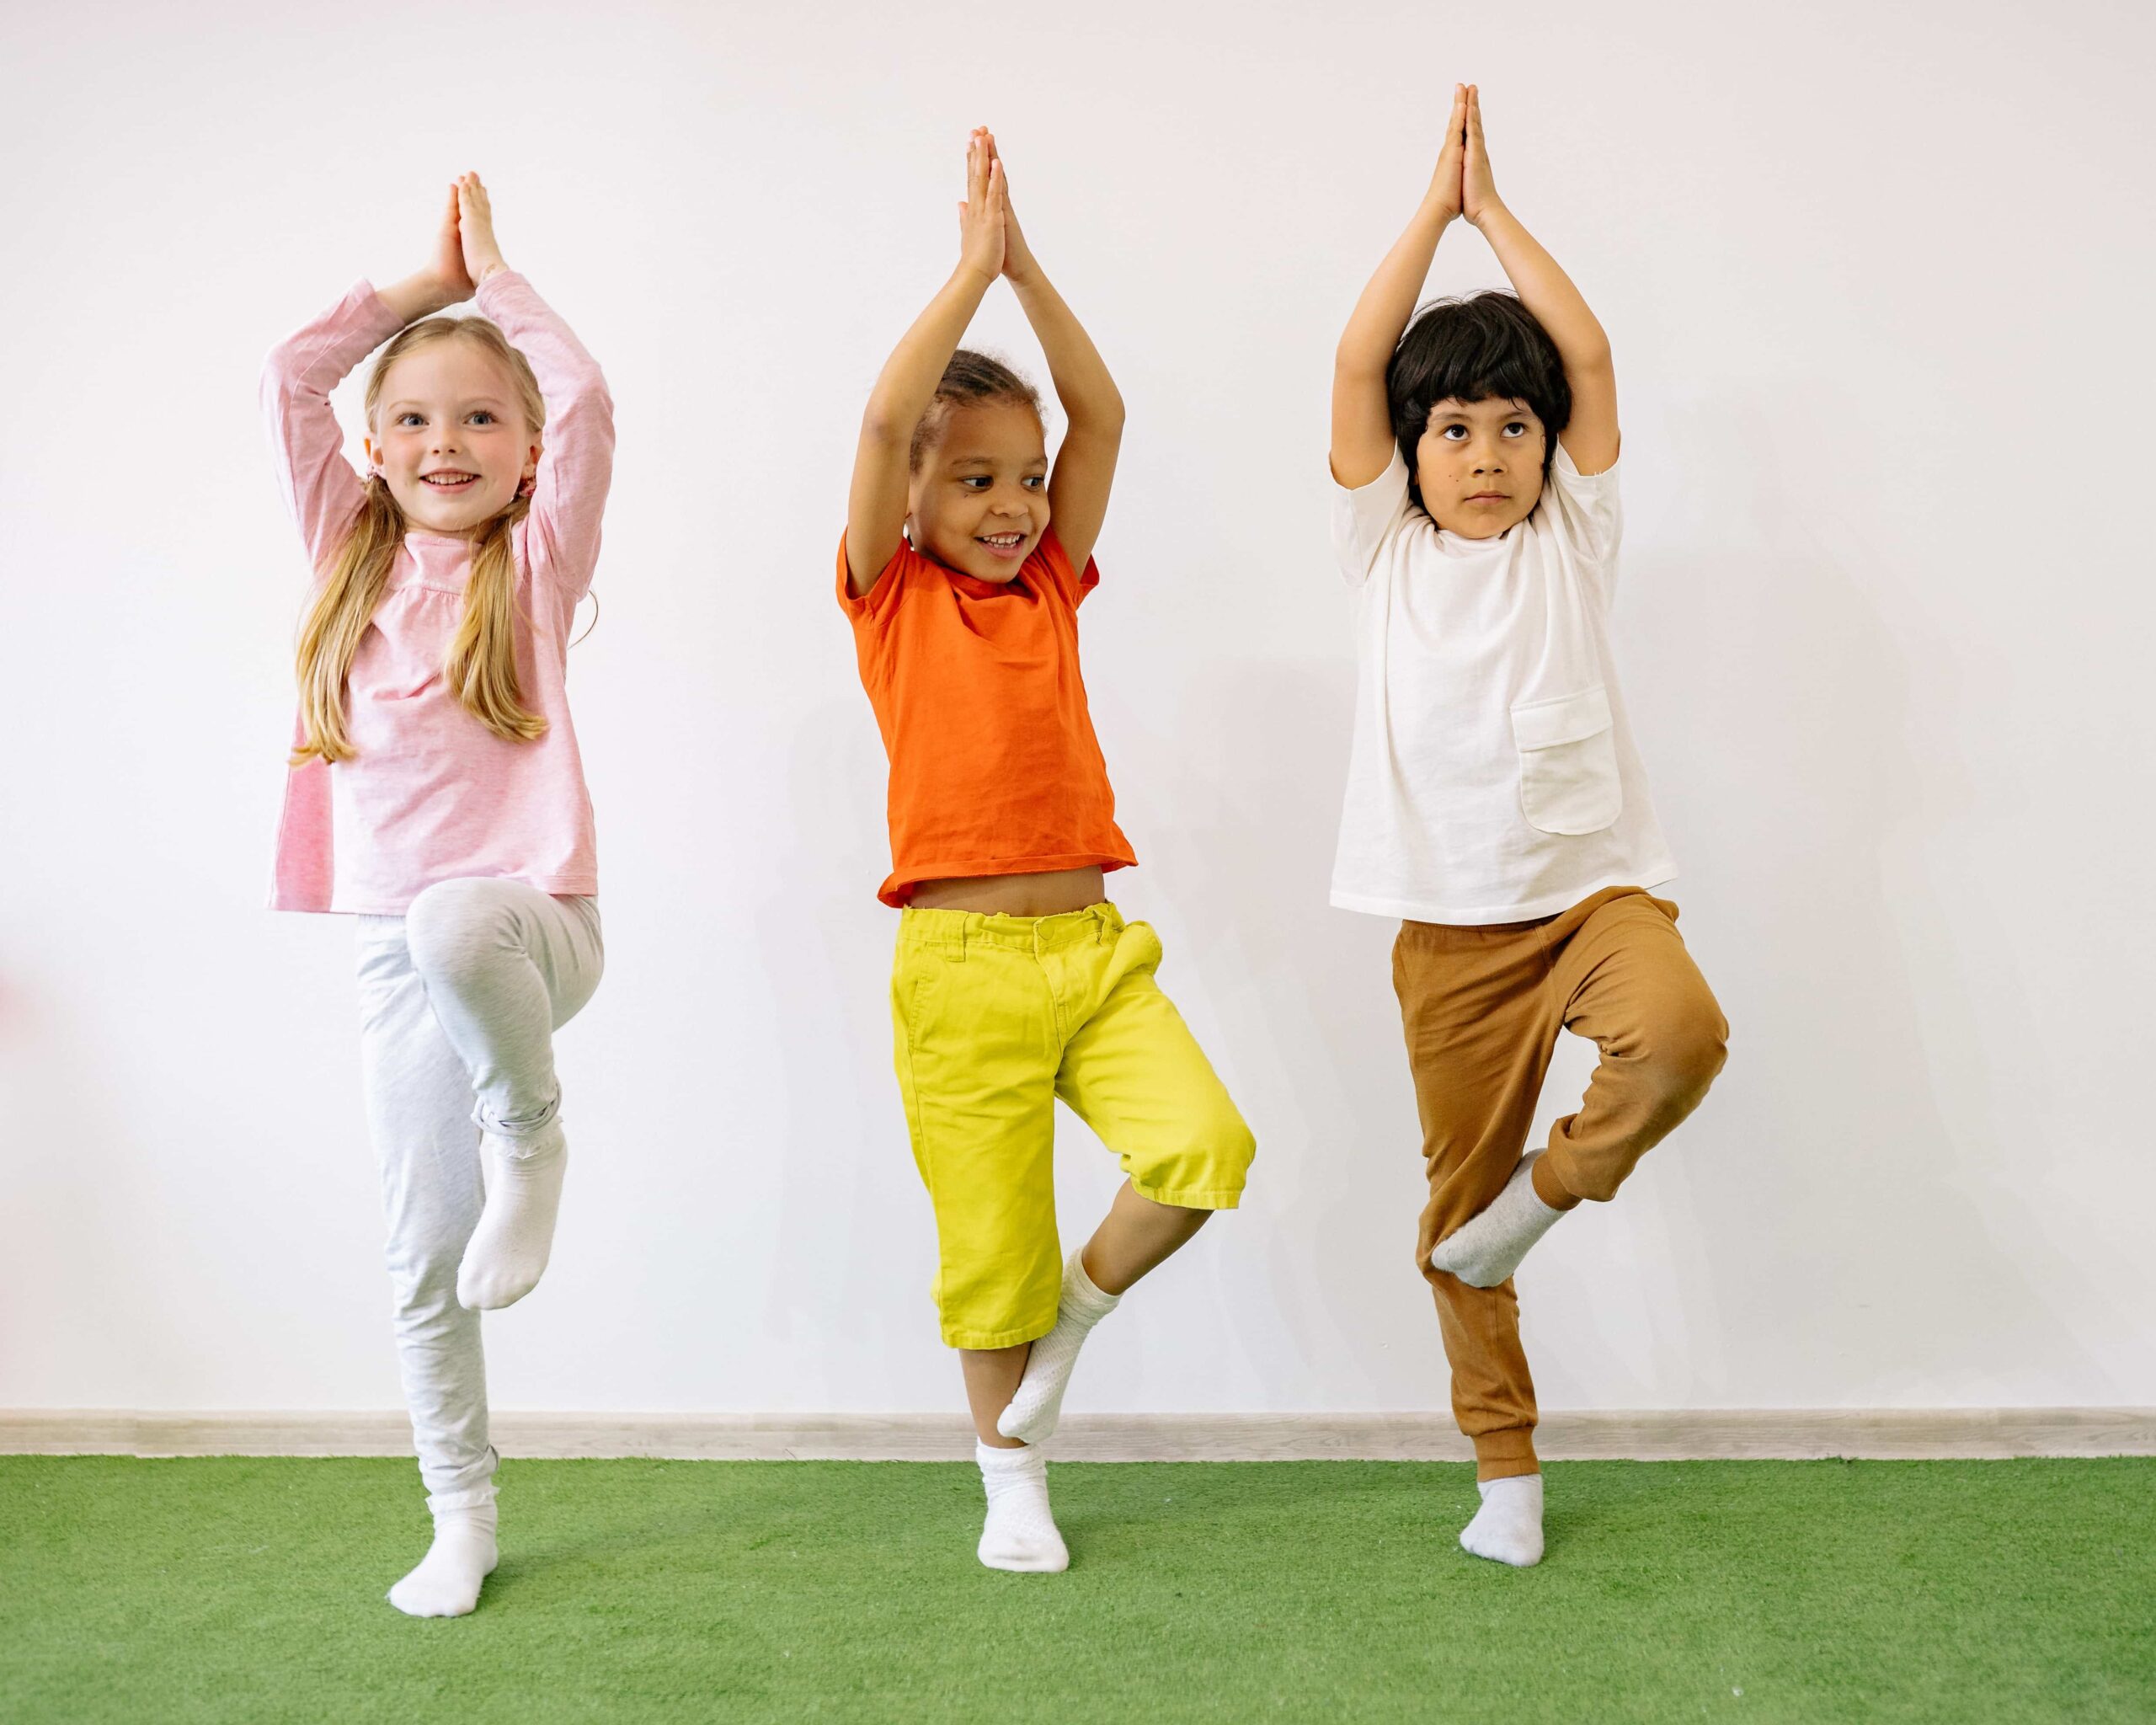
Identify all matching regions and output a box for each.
[1393,885,1729,1481]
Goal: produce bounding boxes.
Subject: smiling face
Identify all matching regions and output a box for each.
[906,399,1050,584]
[363,336,542,536]
[1415,395,1547,539]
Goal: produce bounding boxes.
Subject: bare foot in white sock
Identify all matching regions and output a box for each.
[1459,1473,1544,1567]
[1429,1151,1566,1288]
[997,1252,1119,1445]
[457,1126,567,1311]
[387,1506,499,1616]
[975,1441,1069,1573]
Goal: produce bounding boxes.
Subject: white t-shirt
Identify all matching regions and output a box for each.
[1329,440,1677,925]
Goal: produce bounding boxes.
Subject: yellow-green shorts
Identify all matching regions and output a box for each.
[890,900,1255,1348]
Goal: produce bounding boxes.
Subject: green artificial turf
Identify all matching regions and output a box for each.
[3,1456,2150,1723]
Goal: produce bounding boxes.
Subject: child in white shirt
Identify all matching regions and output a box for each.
[1330,85,1729,1567]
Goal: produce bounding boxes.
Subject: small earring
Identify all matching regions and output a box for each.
[516,473,536,499]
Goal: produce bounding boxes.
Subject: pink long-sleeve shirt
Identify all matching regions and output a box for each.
[261,271,613,914]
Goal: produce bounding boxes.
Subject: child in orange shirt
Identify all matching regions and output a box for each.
[841,130,1257,1572]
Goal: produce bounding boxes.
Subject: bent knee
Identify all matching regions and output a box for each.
[1140,1097,1256,1204]
[404,879,516,982]
[1639,993,1729,1107]
[1198,1095,1257,1177]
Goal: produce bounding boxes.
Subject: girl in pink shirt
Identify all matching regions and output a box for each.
[261,174,612,1618]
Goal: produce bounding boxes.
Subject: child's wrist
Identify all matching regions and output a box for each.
[408,272,464,314]
[474,259,512,286]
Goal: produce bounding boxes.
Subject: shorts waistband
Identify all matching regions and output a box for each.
[898,900,1123,954]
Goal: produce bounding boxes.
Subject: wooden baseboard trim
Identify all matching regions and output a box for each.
[2,1408,2150,1462]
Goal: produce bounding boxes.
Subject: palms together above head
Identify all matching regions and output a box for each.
[1429,83,1504,227]
[454,172,510,286]
[974,130,1041,284]
[958,128,1007,280]
[419,171,511,302]
[1460,85,1502,227]
[426,182,475,301]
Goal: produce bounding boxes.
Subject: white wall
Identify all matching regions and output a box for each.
[3,0,2151,1420]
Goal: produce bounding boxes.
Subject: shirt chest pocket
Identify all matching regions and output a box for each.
[1510,684,1623,836]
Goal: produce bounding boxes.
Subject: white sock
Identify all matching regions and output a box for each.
[387,1504,499,1616]
[975,1440,1069,1573]
[996,1251,1120,1445]
[1459,1472,1544,1567]
[457,1126,567,1311]
[1428,1151,1566,1288]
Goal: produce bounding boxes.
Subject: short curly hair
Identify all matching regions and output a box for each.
[1385,291,1571,512]
[909,349,1044,473]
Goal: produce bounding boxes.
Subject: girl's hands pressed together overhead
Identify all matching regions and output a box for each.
[958,128,1007,284]
[983,131,1041,288]
[455,172,511,287]
[426,180,477,303]
[380,174,508,325]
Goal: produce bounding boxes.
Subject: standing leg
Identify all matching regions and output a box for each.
[1394,916,1560,1482]
[401,881,604,1310]
[1405,889,1730,1569]
[1000,914,1254,1447]
[355,916,499,1617]
[889,919,1068,1572]
[961,1343,1068,1575]
[1392,914,1564,1568]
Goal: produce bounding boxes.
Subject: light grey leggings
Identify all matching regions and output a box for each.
[355,879,604,1509]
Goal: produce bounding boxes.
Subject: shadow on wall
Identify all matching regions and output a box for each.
[753,697,947,1406]
[1613,381,2106,1406]
[0,964,275,1406]
[1109,649,1433,1409]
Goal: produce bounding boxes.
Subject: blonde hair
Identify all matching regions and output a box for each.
[291,317,548,766]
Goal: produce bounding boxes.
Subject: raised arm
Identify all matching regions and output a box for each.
[992,135,1123,577]
[1331,86,1471,489]
[260,184,470,576]
[1459,86,1620,476]
[456,174,616,599]
[845,133,1006,597]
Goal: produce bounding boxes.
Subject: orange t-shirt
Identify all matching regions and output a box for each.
[838,526,1137,907]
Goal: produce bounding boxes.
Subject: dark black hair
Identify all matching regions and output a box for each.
[909,349,1044,472]
[1385,290,1570,511]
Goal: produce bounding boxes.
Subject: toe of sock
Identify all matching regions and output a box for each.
[387,1534,498,1616]
[1459,1527,1542,1567]
[979,1533,1070,1573]
[387,1573,482,1616]
[997,1397,1054,1445]
[457,1258,540,1311]
[456,1273,499,1312]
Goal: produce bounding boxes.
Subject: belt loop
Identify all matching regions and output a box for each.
[956,920,967,962]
